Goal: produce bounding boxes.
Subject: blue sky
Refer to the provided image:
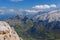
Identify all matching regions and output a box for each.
[0,0,60,9]
[0,0,60,14]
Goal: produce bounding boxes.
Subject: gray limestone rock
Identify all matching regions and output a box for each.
[0,21,23,40]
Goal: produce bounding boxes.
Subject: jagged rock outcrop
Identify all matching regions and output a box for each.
[0,21,23,40]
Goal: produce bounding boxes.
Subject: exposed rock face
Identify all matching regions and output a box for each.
[0,21,22,40]
[34,9,60,22]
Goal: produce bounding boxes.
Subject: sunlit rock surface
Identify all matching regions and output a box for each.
[34,9,60,22]
[0,21,23,40]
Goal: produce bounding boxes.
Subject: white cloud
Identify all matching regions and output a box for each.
[0,8,16,15]
[25,10,40,13]
[0,9,5,14]
[33,4,57,9]
[8,9,15,13]
[10,0,23,2]
[50,4,56,8]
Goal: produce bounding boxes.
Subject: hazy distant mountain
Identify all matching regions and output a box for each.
[34,9,60,22]
[1,9,60,22]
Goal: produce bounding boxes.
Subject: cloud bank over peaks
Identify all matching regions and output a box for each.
[33,4,57,9]
[25,10,40,13]
[0,8,17,15]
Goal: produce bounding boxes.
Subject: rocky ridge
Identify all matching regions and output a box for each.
[0,21,23,40]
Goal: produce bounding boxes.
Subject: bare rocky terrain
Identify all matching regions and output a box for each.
[0,21,23,40]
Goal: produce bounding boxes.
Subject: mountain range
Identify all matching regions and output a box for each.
[34,9,60,22]
[0,9,60,40]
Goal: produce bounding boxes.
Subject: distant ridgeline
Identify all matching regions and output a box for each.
[1,9,60,40]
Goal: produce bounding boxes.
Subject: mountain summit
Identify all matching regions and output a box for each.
[34,9,60,22]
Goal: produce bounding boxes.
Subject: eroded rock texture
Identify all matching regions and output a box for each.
[0,21,22,40]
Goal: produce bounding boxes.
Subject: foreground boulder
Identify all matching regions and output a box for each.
[0,21,22,40]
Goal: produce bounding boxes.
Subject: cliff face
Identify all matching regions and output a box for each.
[0,21,22,40]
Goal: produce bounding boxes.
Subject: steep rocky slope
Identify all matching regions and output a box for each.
[0,21,23,40]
